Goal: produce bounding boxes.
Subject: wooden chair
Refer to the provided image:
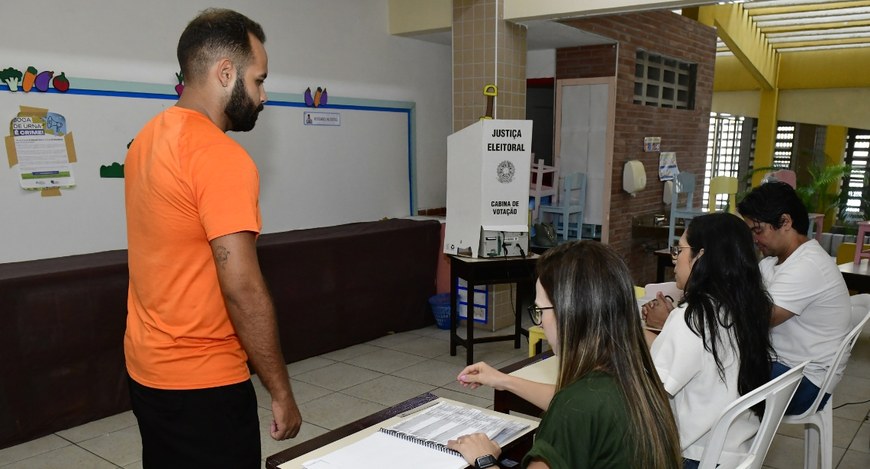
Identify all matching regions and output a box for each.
[668,172,705,246]
[708,176,738,214]
[539,172,586,241]
[529,158,558,223]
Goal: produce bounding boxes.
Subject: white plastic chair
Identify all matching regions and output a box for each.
[698,362,808,469]
[779,294,870,469]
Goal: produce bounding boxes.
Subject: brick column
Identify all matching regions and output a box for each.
[452,0,527,132]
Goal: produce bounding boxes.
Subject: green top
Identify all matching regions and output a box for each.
[522,371,633,469]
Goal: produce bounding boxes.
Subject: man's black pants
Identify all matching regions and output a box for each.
[129,376,260,469]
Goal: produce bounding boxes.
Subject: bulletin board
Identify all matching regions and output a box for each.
[0,78,414,263]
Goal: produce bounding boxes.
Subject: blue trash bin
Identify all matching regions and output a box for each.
[428,293,451,330]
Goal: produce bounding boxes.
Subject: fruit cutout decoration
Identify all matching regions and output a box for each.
[303,86,328,107]
[175,72,184,96]
[52,73,70,92]
[0,66,70,92]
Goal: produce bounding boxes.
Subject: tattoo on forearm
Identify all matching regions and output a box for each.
[215,246,230,267]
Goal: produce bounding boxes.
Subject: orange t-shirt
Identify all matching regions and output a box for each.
[124,106,262,390]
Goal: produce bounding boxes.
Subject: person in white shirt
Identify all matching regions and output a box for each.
[737,181,851,415]
[647,212,774,468]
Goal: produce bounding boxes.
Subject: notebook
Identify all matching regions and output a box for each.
[301,401,531,469]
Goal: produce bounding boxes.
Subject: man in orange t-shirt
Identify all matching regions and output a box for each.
[124,9,300,468]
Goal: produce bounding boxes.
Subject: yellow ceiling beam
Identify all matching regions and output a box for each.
[778,48,870,89]
[745,1,870,16]
[701,4,779,90]
[715,47,870,90]
[714,54,764,91]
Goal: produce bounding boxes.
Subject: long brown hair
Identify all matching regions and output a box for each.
[537,241,681,469]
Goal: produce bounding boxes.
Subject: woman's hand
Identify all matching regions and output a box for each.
[641,292,674,330]
[457,362,507,390]
[446,433,501,466]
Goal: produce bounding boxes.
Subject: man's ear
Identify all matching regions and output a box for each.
[216,58,235,88]
[779,213,793,231]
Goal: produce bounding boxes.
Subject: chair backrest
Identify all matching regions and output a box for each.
[530,158,558,195]
[559,172,586,207]
[787,294,870,421]
[708,176,738,213]
[672,172,697,209]
[698,362,808,469]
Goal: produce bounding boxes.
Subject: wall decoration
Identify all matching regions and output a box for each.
[643,136,661,152]
[5,106,77,196]
[659,151,679,181]
[100,162,124,178]
[0,66,70,93]
[99,139,130,178]
[303,86,328,107]
[175,71,184,96]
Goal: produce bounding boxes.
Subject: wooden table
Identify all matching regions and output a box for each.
[265,393,536,469]
[839,259,870,293]
[493,351,556,416]
[449,254,538,365]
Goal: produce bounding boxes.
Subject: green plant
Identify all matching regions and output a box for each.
[794,162,851,220]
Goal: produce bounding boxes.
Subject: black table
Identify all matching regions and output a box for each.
[449,254,538,365]
[840,260,870,293]
[654,248,674,282]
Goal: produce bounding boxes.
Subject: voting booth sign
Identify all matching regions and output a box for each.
[445,119,532,258]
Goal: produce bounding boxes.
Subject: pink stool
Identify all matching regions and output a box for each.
[807,213,824,242]
[855,221,870,264]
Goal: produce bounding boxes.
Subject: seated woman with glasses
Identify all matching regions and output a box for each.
[446,241,682,469]
[647,212,774,468]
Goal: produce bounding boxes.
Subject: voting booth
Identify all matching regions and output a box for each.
[444,119,533,258]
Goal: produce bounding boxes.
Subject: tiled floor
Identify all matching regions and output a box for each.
[1,320,868,468]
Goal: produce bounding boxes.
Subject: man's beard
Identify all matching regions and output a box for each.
[225,75,263,132]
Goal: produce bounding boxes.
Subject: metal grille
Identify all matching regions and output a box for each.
[703,113,744,210]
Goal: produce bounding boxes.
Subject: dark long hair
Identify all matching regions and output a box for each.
[737,181,809,235]
[681,213,774,416]
[537,241,681,469]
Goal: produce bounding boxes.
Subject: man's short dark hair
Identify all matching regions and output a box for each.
[177,8,266,84]
[737,181,810,235]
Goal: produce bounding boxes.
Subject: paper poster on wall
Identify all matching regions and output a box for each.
[4,106,77,196]
[659,151,678,181]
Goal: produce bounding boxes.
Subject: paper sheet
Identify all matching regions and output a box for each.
[301,431,466,469]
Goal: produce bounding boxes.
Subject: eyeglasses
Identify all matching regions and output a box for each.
[527,305,554,326]
[669,245,691,261]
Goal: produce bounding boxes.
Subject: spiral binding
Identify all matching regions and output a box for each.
[379,428,462,457]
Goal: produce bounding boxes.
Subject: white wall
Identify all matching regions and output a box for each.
[0,0,451,263]
[527,50,556,78]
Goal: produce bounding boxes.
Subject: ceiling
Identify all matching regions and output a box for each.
[406,19,614,50]
[407,1,870,54]
[718,0,870,55]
